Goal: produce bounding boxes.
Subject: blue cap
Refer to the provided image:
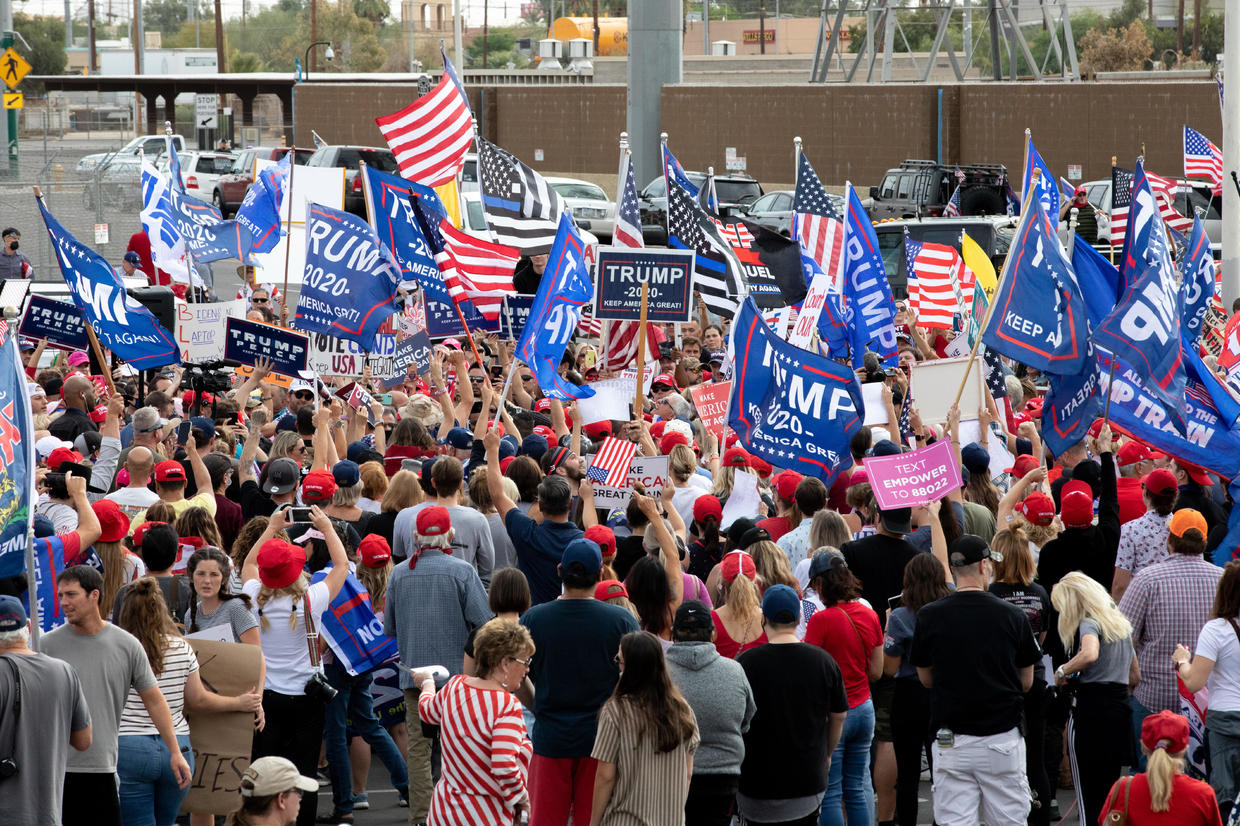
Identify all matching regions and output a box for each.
[561,537,602,574]
[444,427,473,450]
[871,439,902,457]
[332,459,360,487]
[346,440,369,464]
[499,434,518,460]
[0,595,27,631]
[123,251,141,265]
[961,442,990,475]
[33,514,55,538]
[189,416,215,440]
[520,434,548,461]
[761,584,800,623]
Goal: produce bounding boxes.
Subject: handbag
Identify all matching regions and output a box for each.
[302,595,337,704]
[1102,775,1132,825]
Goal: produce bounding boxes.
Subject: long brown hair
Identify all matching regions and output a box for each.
[96,540,128,620]
[357,561,392,612]
[901,553,951,614]
[174,506,223,550]
[608,631,697,752]
[117,577,181,675]
[1212,561,1240,621]
[186,547,252,633]
[991,527,1036,586]
[748,541,800,594]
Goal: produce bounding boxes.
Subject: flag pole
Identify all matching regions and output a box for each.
[490,358,519,431]
[1109,155,1118,266]
[280,152,299,303]
[660,132,670,244]
[634,281,650,417]
[1101,356,1119,423]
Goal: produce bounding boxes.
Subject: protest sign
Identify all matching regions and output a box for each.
[384,330,432,388]
[175,299,246,364]
[720,469,760,530]
[910,356,983,423]
[578,377,633,424]
[224,317,309,377]
[861,383,889,426]
[594,248,695,323]
[499,294,536,341]
[585,454,668,509]
[863,438,961,509]
[181,639,263,814]
[20,294,89,350]
[306,331,397,378]
[957,419,1015,481]
[689,381,731,439]
[424,295,498,339]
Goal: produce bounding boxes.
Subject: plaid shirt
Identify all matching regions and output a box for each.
[1119,553,1223,711]
[1114,509,1171,575]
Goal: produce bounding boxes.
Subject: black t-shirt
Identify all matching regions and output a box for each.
[988,581,1050,683]
[841,533,921,631]
[911,590,1041,736]
[239,478,276,521]
[611,535,646,582]
[371,512,399,557]
[737,642,849,801]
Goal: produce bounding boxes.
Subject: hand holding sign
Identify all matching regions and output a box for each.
[863,439,962,510]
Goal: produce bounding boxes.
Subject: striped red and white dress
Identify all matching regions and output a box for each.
[418,675,532,826]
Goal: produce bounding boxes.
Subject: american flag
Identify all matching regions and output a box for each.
[1146,169,1194,235]
[1109,166,1134,248]
[668,175,743,319]
[942,183,962,217]
[577,312,603,337]
[792,151,845,289]
[1183,126,1223,196]
[604,145,661,370]
[435,221,520,321]
[478,138,564,255]
[904,238,972,330]
[586,437,638,488]
[374,49,474,188]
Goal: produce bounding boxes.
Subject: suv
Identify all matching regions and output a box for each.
[305,145,400,217]
[638,172,763,245]
[868,160,1009,221]
[212,146,313,217]
[1079,177,1221,254]
[156,150,235,202]
[75,133,187,175]
[872,215,1018,299]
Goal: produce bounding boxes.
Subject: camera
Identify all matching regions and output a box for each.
[304,670,338,704]
[0,756,17,779]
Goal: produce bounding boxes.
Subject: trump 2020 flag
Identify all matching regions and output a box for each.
[728,296,864,485]
[1041,352,1103,459]
[1180,215,1216,348]
[1022,136,1060,221]
[38,198,179,370]
[981,189,1089,375]
[514,213,596,400]
[140,160,192,284]
[236,152,290,255]
[362,163,445,290]
[0,323,34,582]
[167,186,255,266]
[310,568,398,676]
[586,437,639,488]
[296,203,401,350]
[841,183,899,369]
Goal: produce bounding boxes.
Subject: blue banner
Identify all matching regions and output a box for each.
[39,199,180,370]
[515,214,595,400]
[1022,138,1060,221]
[499,294,535,341]
[594,248,695,323]
[296,203,401,350]
[1071,235,1121,328]
[1120,159,1176,292]
[1180,215,1216,348]
[235,153,288,254]
[20,294,89,350]
[167,187,255,265]
[981,194,1089,375]
[362,164,445,289]
[728,296,863,484]
[0,326,34,581]
[841,185,898,370]
[1041,352,1104,458]
[224,316,310,377]
[310,568,399,676]
[424,296,497,340]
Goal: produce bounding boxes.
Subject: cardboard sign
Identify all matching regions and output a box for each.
[499,294,536,341]
[863,438,961,509]
[586,454,669,509]
[224,317,310,378]
[861,382,890,426]
[689,381,731,439]
[910,356,983,424]
[180,638,263,814]
[957,419,1016,482]
[594,248,695,323]
[20,294,89,350]
[175,299,246,364]
[305,331,397,378]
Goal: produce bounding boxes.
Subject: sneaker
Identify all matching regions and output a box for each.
[352,793,369,810]
[398,793,410,808]
[316,769,332,785]
[315,812,353,825]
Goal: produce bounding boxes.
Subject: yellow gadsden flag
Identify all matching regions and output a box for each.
[961,231,997,297]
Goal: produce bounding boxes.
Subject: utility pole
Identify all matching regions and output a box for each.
[310,0,318,72]
[759,0,765,55]
[483,0,488,68]
[64,0,72,48]
[134,0,143,139]
[1176,0,1184,55]
[1222,4,1239,307]
[214,0,224,71]
[1,0,16,175]
[453,0,462,73]
[88,0,98,72]
[988,0,1000,80]
[592,0,599,54]
[1191,0,1201,58]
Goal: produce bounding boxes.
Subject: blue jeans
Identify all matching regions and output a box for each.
[117,733,194,826]
[1128,695,1153,773]
[324,660,409,813]
[820,698,875,826]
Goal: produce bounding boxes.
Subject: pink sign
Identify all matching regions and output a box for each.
[863,438,962,509]
[689,381,731,440]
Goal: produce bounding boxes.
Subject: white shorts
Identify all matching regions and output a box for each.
[930,727,1031,826]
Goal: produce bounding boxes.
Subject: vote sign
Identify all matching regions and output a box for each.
[21,295,89,350]
[594,247,695,323]
[224,317,309,377]
[863,439,962,510]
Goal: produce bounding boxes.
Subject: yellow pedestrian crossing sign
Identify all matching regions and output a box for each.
[1,48,31,90]
[3,92,21,109]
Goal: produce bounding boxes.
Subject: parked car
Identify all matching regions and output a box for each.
[1079,176,1221,255]
[867,160,1009,221]
[872,215,1018,299]
[638,172,763,245]
[212,146,313,217]
[156,150,235,203]
[304,145,400,217]
[743,189,847,237]
[81,156,143,211]
[546,177,615,241]
[76,133,187,175]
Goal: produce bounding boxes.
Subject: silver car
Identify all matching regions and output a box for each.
[744,190,846,237]
[546,177,615,242]
[1079,177,1221,255]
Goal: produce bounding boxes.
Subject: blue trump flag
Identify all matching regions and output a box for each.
[841,184,898,369]
[1023,137,1060,220]
[515,214,595,400]
[0,325,34,582]
[167,186,255,265]
[662,145,700,199]
[728,296,863,485]
[310,568,398,675]
[1180,215,1216,348]
[296,203,401,350]
[236,153,290,255]
[38,198,180,370]
[1041,351,1104,458]
[408,193,462,307]
[981,192,1089,375]
[361,163,444,290]
[1120,158,1175,290]
[1071,235,1121,328]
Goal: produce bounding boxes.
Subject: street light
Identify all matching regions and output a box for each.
[302,40,334,80]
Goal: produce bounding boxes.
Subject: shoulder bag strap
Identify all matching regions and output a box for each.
[1122,776,1132,813]
[303,595,322,670]
[1230,617,1240,650]
[836,604,869,651]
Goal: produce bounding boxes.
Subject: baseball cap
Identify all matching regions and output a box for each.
[807,549,848,580]
[583,421,612,441]
[707,349,727,364]
[288,379,314,395]
[188,416,216,440]
[47,446,83,471]
[649,420,667,440]
[35,435,71,458]
[88,404,109,424]
[594,580,629,601]
[533,398,552,414]
[444,427,473,451]
[692,495,722,525]
[132,521,166,548]
[721,447,749,468]
[584,524,617,560]
[256,538,305,589]
[154,460,187,483]
[561,537,603,574]
[240,756,318,798]
[123,250,142,265]
[948,534,1002,567]
[1005,454,1041,480]
[673,600,714,635]
[747,455,773,478]
[520,434,549,461]
[20,339,36,353]
[761,584,800,623]
[332,459,360,488]
[92,499,130,543]
[739,526,771,549]
[720,550,757,582]
[1176,460,1214,487]
[659,431,689,455]
[66,351,89,367]
[1116,441,1151,467]
[871,439,903,458]
[961,443,990,475]
[1059,481,1094,529]
[651,373,678,391]
[1140,710,1189,755]
[262,458,301,495]
[1142,468,1179,497]
[878,507,912,535]
[1015,492,1056,527]
[416,505,451,538]
[359,534,392,568]
[773,469,802,502]
[1168,508,1208,539]
[0,595,28,632]
[301,470,336,503]
[74,431,103,456]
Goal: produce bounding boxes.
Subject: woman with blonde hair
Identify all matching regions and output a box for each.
[748,540,800,594]
[242,506,350,826]
[174,506,224,553]
[369,469,423,553]
[1051,571,1139,826]
[795,511,853,589]
[711,550,767,658]
[668,444,710,529]
[843,481,878,538]
[1099,710,1222,825]
[357,461,388,513]
[92,499,144,620]
[269,431,307,466]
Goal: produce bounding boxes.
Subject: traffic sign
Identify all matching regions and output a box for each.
[195,93,218,129]
[1,48,31,89]
[3,92,21,109]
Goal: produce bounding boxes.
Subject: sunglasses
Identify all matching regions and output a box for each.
[253,297,269,303]
[469,376,484,384]
[521,374,534,382]
[293,391,314,400]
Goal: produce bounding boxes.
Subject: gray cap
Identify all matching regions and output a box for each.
[262,457,301,495]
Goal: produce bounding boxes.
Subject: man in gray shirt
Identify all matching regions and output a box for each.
[392,455,495,587]
[665,600,756,826]
[0,227,32,279]
[0,595,92,826]
[41,565,191,826]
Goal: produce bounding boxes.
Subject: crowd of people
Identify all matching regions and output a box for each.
[3,290,1240,826]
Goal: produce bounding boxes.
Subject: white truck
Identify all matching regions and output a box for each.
[75,133,187,175]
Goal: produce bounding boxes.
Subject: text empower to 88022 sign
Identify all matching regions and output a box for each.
[593,247,696,323]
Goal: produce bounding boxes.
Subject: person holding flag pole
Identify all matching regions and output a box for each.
[279,153,299,305]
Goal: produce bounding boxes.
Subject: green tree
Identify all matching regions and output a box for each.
[228,49,267,72]
[143,0,211,37]
[13,13,68,81]
[353,0,389,25]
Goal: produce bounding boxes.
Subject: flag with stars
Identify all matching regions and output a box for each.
[586,437,638,488]
[0,322,34,586]
[942,183,962,217]
[1022,136,1061,220]
[698,169,719,213]
[662,144,701,200]
[478,138,564,255]
[792,150,845,289]
[613,147,644,249]
[667,175,743,319]
[1109,165,1134,249]
[1183,126,1223,196]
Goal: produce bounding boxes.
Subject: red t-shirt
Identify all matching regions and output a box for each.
[711,609,767,660]
[1115,476,1145,525]
[804,600,883,707]
[1097,773,1222,826]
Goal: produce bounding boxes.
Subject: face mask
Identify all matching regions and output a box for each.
[7,240,17,251]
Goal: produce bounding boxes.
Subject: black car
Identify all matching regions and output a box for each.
[304,145,400,217]
[638,172,763,245]
[868,160,1009,221]
[872,215,1018,299]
